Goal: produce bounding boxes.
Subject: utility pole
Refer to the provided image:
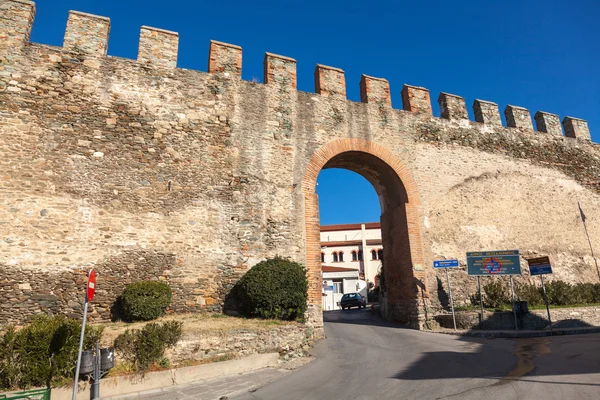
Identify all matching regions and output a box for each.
[579,202,600,282]
[361,223,369,304]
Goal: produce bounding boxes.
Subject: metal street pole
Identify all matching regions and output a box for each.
[579,202,600,282]
[72,295,88,400]
[510,276,518,330]
[477,276,484,326]
[541,275,552,331]
[445,268,457,331]
[90,341,100,400]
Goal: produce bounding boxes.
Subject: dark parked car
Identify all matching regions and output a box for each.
[340,293,366,310]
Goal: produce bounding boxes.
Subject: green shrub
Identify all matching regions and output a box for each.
[0,315,104,390]
[483,279,511,308]
[120,281,172,322]
[233,257,308,321]
[546,280,575,305]
[516,283,543,306]
[114,321,183,372]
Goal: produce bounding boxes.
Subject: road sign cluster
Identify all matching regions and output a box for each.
[434,249,554,332]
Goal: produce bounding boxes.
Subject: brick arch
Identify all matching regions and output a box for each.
[301,138,420,206]
[302,138,429,331]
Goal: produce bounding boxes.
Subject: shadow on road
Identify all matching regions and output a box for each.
[325,308,600,386]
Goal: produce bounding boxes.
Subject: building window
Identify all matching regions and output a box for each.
[333,281,343,294]
[378,249,383,260]
[339,252,344,262]
[371,250,377,260]
[352,251,357,261]
[333,252,338,262]
[358,250,363,261]
[321,252,325,262]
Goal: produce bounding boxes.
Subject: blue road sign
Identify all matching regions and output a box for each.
[527,256,553,276]
[466,250,522,276]
[433,259,459,269]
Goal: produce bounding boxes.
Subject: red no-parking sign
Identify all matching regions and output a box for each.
[87,269,96,302]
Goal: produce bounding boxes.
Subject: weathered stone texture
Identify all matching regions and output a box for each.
[264,53,296,89]
[473,99,501,125]
[0,2,599,328]
[401,84,432,114]
[563,117,591,141]
[360,75,391,107]
[0,0,35,51]
[138,26,178,68]
[535,111,562,135]
[63,11,110,55]
[435,306,600,330]
[438,92,468,120]
[168,324,311,364]
[505,105,533,130]
[314,64,345,98]
[208,40,242,76]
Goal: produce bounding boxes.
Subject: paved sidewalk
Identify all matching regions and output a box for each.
[104,358,312,400]
[435,325,600,338]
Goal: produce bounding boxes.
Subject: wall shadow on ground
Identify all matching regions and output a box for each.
[393,315,600,385]
[325,307,600,385]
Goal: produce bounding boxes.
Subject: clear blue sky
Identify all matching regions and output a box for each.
[30,0,600,225]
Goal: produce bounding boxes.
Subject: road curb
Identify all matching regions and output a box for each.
[431,326,600,339]
[50,353,280,400]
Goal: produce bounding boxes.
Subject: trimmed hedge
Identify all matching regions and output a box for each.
[480,279,600,309]
[114,321,182,372]
[234,257,308,321]
[0,315,103,390]
[120,281,172,322]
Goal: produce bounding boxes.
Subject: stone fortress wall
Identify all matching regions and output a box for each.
[1,0,599,327]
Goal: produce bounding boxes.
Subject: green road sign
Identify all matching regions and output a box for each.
[466,250,521,276]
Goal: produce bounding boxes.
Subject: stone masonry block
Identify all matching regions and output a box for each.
[401,84,432,114]
[314,64,346,98]
[63,11,110,55]
[505,105,533,130]
[264,53,297,89]
[360,75,391,107]
[473,99,501,126]
[534,111,562,136]
[208,40,242,77]
[0,0,36,51]
[563,117,591,141]
[438,92,468,120]
[138,26,179,68]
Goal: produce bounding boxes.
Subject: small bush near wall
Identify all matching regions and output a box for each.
[114,321,183,372]
[0,315,103,390]
[120,281,172,322]
[479,279,600,309]
[233,257,308,321]
[483,279,511,308]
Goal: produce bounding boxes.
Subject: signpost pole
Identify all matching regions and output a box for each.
[510,276,518,330]
[72,294,88,400]
[72,269,96,400]
[445,268,457,331]
[540,275,552,331]
[477,276,484,325]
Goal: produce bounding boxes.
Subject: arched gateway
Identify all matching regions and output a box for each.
[302,139,429,332]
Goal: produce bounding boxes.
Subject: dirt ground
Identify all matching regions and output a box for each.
[97,313,300,346]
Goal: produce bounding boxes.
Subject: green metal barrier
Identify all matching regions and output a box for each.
[0,388,50,400]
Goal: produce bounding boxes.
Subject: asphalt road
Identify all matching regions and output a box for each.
[233,308,600,400]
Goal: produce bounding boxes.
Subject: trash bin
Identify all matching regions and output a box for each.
[513,301,529,315]
[100,347,115,371]
[79,350,94,375]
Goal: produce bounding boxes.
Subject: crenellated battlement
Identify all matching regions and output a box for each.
[0,0,593,141]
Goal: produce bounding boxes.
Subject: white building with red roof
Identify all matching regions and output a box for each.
[321,222,383,311]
